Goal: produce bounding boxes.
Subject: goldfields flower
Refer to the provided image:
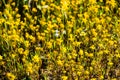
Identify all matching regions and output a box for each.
[82,18,87,24]
[0,55,3,60]
[15,8,18,12]
[79,50,84,56]
[85,70,89,75]
[61,47,67,53]
[32,55,40,63]
[100,75,104,79]
[111,78,117,80]
[90,67,93,72]
[77,71,81,76]
[34,0,38,2]
[108,61,113,66]
[6,73,16,80]
[89,0,96,4]
[90,78,97,80]
[61,76,68,80]
[32,8,37,12]
[60,23,64,29]
[90,45,95,50]
[100,0,103,2]
[57,60,63,66]
[88,53,94,57]
[16,14,21,18]
[84,12,89,19]
[26,63,33,74]
[61,0,69,11]
[24,40,30,48]
[30,36,36,43]
[57,17,61,23]
[56,39,63,45]
[46,42,52,49]
[18,48,24,54]
[23,50,29,56]
[41,1,46,5]
[109,40,114,45]
[11,2,15,6]
[11,54,16,59]
[97,25,102,30]
[80,31,86,36]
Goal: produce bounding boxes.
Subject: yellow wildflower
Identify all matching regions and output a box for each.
[18,48,24,54]
[11,2,15,6]
[77,71,81,76]
[23,50,29,56]
[61,76,68,80]
[6,73,15,80]
[26,63,33,74]
[85,70,89,75]
[0,55,3,60]
[32,55,40,63]
[61,0,69,11]
[90,45,95,50]
[90,78,97,80]
[89,0,96,4]
[32,8,37,12]
[108,61,113,66]
[46,42,52,49]
[97,25,102,30]
[84,12,89,19]
[57,60,63,66]
[79,49,84,56]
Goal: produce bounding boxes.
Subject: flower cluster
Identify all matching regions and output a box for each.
[0,0,120,79]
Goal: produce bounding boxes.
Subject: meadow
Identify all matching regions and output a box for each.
[0,0,120,80]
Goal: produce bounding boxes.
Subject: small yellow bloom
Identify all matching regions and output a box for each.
[109,41,114,45]
[85,70,89,75]
[32,8,37,12]
[57,60,63,66]
[88,53,94,57]
[97,25,102,30]
[100,75,104,79]
[111,78,117,80]
[61,47,67,53]
[77,71,81,76]
[32,55,40,63]
[23,50,29,56]
[18,48,24,54]
[11,2,15,6]
[24,40,30,48]
[61,76,68,80]
[26,63,33,74]
[16,14,21,18]
[79,50,84,56]
[34,0,38,2]
[61,0,69,11]
[0,55,3,60]
[11,54,16,58]
[84,12,89,19]
[82,18,87,24]
[90,78,97,80]
[6,73,15,80]
[46,42,52,49]
[90,45,95,50]
[108,61,113,66]
[89,0,96,4]
[15,8,18,12]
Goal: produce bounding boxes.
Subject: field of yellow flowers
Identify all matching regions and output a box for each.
[1,0,120,80]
